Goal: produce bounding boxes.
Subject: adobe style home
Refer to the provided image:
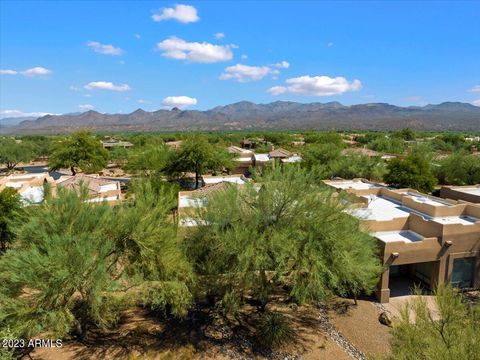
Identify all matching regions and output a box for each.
[440,185,480,204]
[0,172,57,205]
[56,174,122,204]
[324,179,480,303]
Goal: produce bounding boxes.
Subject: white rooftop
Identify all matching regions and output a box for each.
[403,191,453,207]
[281,155,302,163]
[432,215,478,225]
[254,154,271,162]
[452,187,480,196]
[373,230,424,243]
[348,196,411,221]
[19,186,45,205]
[203,176,247,185]
[178,195,208,208]
[327,180,383,190]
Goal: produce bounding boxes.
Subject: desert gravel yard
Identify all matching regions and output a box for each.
[329,299,392,359]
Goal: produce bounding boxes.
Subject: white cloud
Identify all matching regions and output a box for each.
[241,54,248,60]
[152,4,199,23]
[156,36,234,63]
[327,42,334,47]
[273,61,290,69]
[134,34,141,39]
[78,104,95,111]
[0,109,59,118]
[268,75,362,96]
[468,85,480,93]
[1,67,52,77]
[472,99,480,107]
[21,67,52,76]
[214,32,225,39]
[138,99,152,104]
[87,41,124,56]
[161,95,197,108]
[220,64,280,83]
[0,69,17,75]
[84,81,131,91]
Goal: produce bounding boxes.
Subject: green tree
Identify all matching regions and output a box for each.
[435,152,480,185]
[393,128,417,141]
[368,136,405,154]
[124,144,171,173]
[384,152,437,192]
[0,188,22,254]
[0,183,193,339]
[48,131,109,175]
[186,167,381,314]
[389,286,480,360]
[164,136,234,189]
[0,138,35,170]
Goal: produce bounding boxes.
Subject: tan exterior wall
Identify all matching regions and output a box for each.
[440,186,480,204]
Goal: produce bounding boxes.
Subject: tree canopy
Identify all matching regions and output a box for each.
[0,180,193,339]
[164,136,234,188]
[389,286,480,360]
[0,188,23,254]
[384,151,437,193]
[48,131,109,175]
[185,167,381,314]
[0,138,35,170]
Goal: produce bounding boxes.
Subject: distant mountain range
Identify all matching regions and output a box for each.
[1,101,479,133]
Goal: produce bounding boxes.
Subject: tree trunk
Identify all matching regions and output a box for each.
[259,269,269,312]
[71,166,76,176]
[195,170,199,189]
[353,292,358,306]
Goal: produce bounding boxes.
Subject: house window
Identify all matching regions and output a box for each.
[451,257,475,289]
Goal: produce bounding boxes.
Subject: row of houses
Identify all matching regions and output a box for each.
[228,146,302,174]
[176,176,479,303]
[0,173,122,205]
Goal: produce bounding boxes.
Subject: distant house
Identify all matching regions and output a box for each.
[228,146,254,174]
[201,174,249,186]
[440,185,480,204]
[281,154,303,164]
[165,140,184,149]
[101,140,133,149]
[0,173,56,205]
[269,148,292,159]
[56,174,122,204]
[240,139,256,149]
[177,182,232,227]
[228,145,253,155]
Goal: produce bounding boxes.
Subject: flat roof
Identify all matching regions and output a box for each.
[450,187,480,196]
[373,230,424,243]
[432,215,478,225]
[325,179,383,190]
[348,196,411,221]
[203,175,246,185]
[402,191,453,207]
[254,154,271,162]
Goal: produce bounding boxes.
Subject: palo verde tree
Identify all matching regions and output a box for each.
[186,166,381,314]
[164,135,234,189]
[0,188,23,254]
[0,181,193,339]
[384,150,437,193]
[48,130,109,175]
[0,137,35,170]
[389,285,480,360]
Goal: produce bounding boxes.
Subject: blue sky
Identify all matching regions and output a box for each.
[1,1,479,117]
